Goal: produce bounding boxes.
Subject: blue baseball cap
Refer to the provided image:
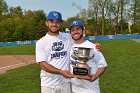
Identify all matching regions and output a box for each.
[69,20,84,29]
[47,11,62,20]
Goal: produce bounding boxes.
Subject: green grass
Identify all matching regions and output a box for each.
[92,40,140,93]
[0,64,40,93]
[0,45,35,55]
[0,40,140,93]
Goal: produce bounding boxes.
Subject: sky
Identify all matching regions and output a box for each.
[5,0,88,20]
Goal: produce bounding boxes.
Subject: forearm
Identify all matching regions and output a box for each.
[39,61,74,78]
[95,67,106,78]
[39,61,61,74]
[74,75,91,80]
[90,67,106,82]
[73,67,106,81]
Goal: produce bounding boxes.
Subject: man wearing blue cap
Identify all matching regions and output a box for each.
[69,20,107,93]
[36,11,74,93]
[36,11,102,93]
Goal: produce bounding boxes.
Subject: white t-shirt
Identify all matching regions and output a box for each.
[70,40,107,93]
[36,32,73,88]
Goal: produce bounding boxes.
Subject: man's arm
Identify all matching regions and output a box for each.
[74,67,106,81]
[90,67,106,82]
[73,75,91,80]
[39,61,74,78]
[89,49,107,81]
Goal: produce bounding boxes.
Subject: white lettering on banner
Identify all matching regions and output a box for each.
[17,41,32,45]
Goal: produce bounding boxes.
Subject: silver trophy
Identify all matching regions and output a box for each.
[73,47,91,75]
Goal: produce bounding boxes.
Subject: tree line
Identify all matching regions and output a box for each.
[0,0,140,42]
[77,0,140,36]
[0,0,47,42]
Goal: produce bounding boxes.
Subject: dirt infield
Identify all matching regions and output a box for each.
[0,55,35,74]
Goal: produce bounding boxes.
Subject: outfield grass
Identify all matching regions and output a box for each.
[0,64,40,93]
[0,44,35,55]
[93,40,140,93]
[0,40,140,93]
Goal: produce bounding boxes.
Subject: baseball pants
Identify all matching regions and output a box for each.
[41,83,72,93]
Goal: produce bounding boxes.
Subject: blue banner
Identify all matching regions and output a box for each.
[84,34,140,40]
[0,40,37,47]
[0,34,140,47]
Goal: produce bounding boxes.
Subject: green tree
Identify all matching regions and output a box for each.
[9,6,23,17]
[0,0,8,15]
[13,25,24,41]
[25,10,47,40]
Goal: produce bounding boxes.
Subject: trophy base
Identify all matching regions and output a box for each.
[73,66,90,76]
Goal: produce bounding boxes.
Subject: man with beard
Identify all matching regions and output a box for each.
[36,11,102,93]
[69,20,107,93]
[36,11,74,93]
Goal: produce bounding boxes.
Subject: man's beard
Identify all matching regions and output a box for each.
[72,34,83,41]
[48,26,61,33]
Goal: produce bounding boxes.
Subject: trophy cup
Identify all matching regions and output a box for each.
[73,47,91,76]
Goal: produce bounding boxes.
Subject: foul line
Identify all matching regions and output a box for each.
[0,60,35,70]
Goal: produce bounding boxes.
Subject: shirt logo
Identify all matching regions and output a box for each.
[52,41,64,51]
[51,41,67,59]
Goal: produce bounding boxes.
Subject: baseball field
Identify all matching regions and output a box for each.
[0,40,140,93]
